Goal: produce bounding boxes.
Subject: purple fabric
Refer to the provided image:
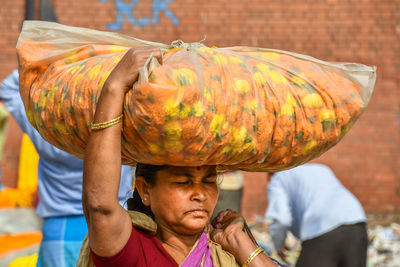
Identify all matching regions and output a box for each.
[181,231,214,267]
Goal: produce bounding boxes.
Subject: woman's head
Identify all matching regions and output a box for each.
[127,163,166,218]
[132,163,218,235]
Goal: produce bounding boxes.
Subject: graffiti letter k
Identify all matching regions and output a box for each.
[101,0,150,30]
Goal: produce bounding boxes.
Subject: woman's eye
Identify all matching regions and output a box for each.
[174,181,190,185]
[203,180,216,184]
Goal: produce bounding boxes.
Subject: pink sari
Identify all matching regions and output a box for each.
[180,231,214,267]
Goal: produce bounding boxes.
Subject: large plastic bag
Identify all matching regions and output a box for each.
[17,21,376,171]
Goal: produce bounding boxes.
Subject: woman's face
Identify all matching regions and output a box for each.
[147,165,218,235]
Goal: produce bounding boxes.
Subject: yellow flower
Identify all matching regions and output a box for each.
[164,140,184,153]
[47,85,58,103]
[256,63,270,74]
[251,99,260,110]
[253,72,266,88]
[244,99,260,111]
[286,93,297,107]
[230,126,247,147]
[319,109,336,121]
[256,63,288,84]
[203,87,213,102]
[163,121,182,140]
[212,55,228,66]
[292,76,306,85]
[171,68,197,86]
[54,121,68,135]
[193,101,205,117]
[88,64,102,80]
[164,98,180,118]
[270,70,288,84]
[233,79,251,95]
[280,103,294,116]
[209,114,226,134]
[303,93,323,108]
[303,140,317,155]
[278,92,298,116]
[261,52,280,61]
[37,93,47,109]
[229,56,243,64]
[221,145,232,155]
[226,126,256,155]
[240,140,256,154]
[148,143,162,154]
[179,104,192,119]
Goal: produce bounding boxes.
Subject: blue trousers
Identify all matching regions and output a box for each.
[36,215,87,267]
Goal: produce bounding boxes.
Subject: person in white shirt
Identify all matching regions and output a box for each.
[265,163,367,267]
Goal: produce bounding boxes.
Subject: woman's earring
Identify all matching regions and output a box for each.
[142,197,147,204]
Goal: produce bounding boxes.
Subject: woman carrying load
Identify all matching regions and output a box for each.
[78,46,285,267]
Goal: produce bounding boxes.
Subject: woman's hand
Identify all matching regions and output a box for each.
[210,209,246,252]
[91,46,162,124]
[103,46,162,94]
[210,209,278,267]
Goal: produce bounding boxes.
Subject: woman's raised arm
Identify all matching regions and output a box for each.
[82,47,161,257]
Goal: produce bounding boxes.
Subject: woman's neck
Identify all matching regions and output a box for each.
[156,225,203,265]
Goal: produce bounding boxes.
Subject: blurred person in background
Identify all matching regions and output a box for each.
[212,170,244,219]
[0,70,134,267]
[265,163,368,267]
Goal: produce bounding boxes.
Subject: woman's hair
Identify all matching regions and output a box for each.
[127,163,166,219]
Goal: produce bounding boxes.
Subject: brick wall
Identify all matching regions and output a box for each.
[0,0,399,216]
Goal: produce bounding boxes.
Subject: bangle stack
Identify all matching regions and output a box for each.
[242,246,264,267]
[89,114,123,130]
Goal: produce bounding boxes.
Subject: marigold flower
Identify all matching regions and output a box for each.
[233,79,251,95]
[319,109,336,121]
[303,93,323,108]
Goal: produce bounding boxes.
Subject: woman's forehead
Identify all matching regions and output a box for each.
[160,165,216,175]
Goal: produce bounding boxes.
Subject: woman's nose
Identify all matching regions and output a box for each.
[190,184,207,202]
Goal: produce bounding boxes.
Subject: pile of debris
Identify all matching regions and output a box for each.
[249,216,400,267]
[367,223,400,267]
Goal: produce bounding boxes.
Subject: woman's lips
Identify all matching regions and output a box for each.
[187,209,207,216]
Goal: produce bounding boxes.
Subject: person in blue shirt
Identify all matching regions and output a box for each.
[0,70,134,267]
[265,163,368,267]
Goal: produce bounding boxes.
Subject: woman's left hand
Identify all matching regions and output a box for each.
[210,210,279,267]
[209,209,246,254]
[103,46,162,94]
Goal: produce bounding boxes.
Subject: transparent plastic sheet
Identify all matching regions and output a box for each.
[17,21,376,171]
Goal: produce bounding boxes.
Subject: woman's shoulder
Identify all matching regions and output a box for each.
[128,210,157,234]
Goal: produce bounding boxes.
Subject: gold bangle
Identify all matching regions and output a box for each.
[90,114,123,130]
[242,246,264,267]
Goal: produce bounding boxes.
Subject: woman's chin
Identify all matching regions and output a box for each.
[180,218,208,235]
